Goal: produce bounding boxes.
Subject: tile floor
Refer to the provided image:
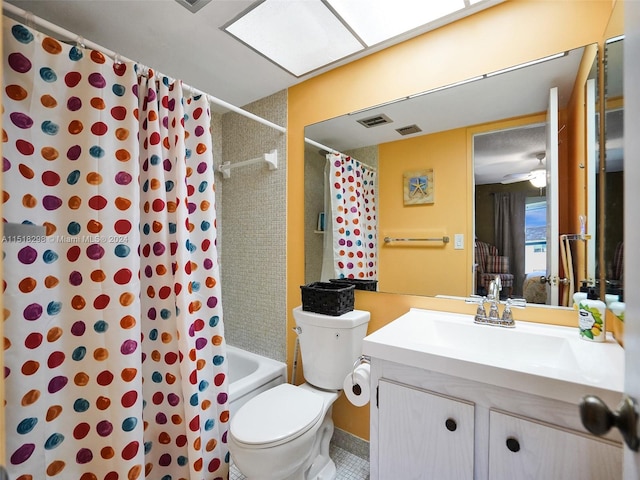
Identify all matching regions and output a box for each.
[229,444,370,480]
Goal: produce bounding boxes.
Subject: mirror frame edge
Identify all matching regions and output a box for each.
[599,0,625,304]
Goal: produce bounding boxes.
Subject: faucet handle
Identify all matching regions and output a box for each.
[507,298,527,309]
[467,295,488,323]
[465,294,486,305]
[501,301,514,326]
[499,298,516,327]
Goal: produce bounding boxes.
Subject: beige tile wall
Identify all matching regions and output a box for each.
[304,145,325,284]
[218,91,287,362]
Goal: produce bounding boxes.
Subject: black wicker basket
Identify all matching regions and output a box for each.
[300,282,355,316]
[329,278,378,291]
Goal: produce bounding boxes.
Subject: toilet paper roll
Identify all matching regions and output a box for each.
[343,363,371,407]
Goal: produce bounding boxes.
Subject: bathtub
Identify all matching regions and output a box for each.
[227,345,287,418]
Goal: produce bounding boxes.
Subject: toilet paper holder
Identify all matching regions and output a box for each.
[350,355,371,391]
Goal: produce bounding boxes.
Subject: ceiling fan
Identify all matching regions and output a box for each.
[501,153,547,188]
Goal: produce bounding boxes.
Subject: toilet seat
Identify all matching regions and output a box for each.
[230,383,324,448]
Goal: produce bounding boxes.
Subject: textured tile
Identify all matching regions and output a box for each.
[332,444,370,480]
[229,444,369,480]
[218,90,288,363]
[331,428,370,461]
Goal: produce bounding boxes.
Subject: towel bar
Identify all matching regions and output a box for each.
[383,236,450,244]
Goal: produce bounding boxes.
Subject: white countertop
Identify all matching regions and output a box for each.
[363,308,625,406]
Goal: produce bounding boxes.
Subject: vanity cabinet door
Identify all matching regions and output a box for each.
[488,410,622,480]
[377,379,475,480]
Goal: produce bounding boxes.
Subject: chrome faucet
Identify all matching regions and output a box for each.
[488,276,502,301]
[487,297,501,323]
[466,277,525,327]
[486,276,502,324]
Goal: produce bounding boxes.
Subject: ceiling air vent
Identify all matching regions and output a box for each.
[175,0,212,13]
[357,114,393,128]
[396,124,422,136]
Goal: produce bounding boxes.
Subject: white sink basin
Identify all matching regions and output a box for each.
[363,308,625,405]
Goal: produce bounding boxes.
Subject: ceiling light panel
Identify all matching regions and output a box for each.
[326,0,467,46]
[225,0,364,77]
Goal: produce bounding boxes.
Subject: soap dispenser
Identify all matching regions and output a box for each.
[573,280,589,309]
[573,291,588,310]
[610,291,625,323]
[578,288,606,342]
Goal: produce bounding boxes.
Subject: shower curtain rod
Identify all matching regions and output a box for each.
[304,137,341,155]
[2,3,287,135]
[305,137,377,172]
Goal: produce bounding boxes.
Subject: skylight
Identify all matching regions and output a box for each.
[224,0,504,77]
[328,0,472,46]
[225,0,364,77]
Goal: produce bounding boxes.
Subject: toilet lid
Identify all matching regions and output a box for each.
[230,383,324,447]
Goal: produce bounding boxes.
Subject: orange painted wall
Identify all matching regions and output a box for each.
[287,0,614,442]
[566,43,598,288]
[606,0,624,38]
[377,129,469,296]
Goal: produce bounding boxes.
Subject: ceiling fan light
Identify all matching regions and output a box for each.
[530,171,546,188]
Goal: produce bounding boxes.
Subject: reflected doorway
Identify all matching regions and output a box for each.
[473,124,549,303]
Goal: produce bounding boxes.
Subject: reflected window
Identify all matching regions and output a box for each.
[525,199,546,273]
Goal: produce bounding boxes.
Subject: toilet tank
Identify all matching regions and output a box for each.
[293,306,370,390]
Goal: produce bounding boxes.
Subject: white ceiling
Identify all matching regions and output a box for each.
[3,0,500,112]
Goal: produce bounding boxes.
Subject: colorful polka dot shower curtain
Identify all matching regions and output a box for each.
[326,152,377,280]
[2,19,229,480]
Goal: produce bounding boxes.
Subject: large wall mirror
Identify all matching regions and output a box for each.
[304,43,603,307]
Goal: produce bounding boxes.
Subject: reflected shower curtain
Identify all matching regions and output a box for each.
[2,19,228,479]
[325,153,377,279]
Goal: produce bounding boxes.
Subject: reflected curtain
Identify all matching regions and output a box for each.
[2,19,228,479]
[325,153,377,280]
[494,191,526,296]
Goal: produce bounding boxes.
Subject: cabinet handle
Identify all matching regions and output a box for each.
[445,418,457,432]
[506,437,520,453]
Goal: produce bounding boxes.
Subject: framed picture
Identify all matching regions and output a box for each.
[403,169,434,205]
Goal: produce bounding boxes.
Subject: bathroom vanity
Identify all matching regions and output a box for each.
[363,308,625,480]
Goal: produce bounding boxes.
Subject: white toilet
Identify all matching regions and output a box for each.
[229,306,370,480]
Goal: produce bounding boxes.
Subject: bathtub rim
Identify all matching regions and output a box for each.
[227,344,287,410]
